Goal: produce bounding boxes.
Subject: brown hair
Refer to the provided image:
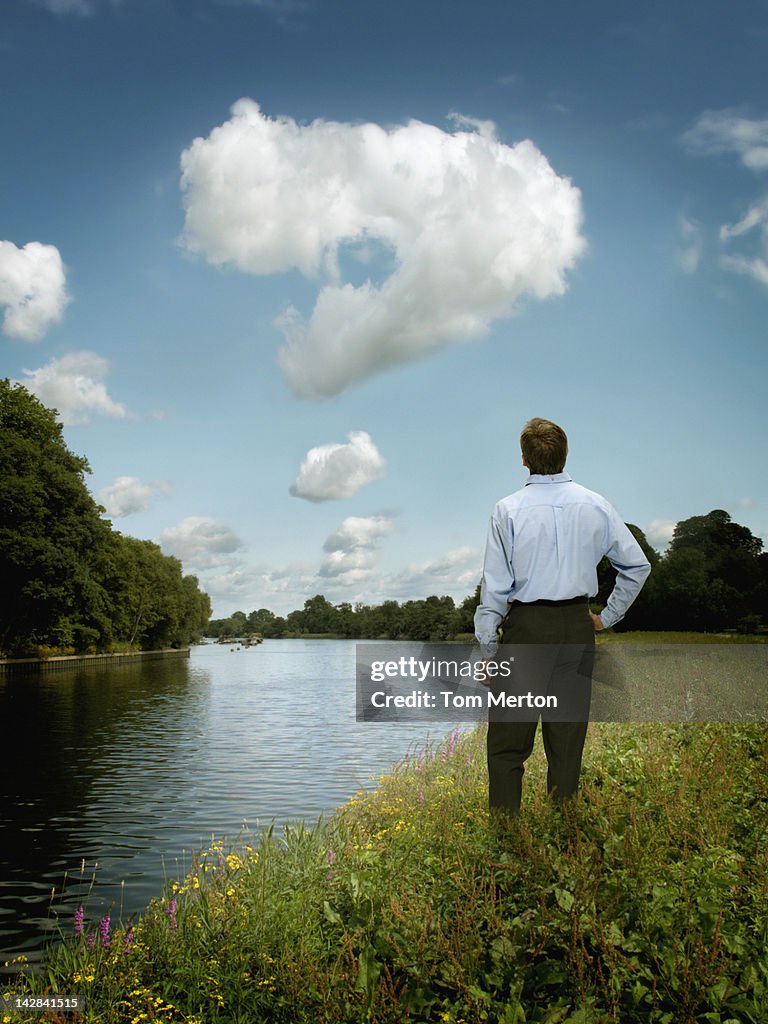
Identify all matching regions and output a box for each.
[520,418,568,474]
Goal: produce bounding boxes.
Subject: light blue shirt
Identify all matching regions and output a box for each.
[474,472,651,653]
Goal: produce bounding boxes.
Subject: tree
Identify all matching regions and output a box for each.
[0,380,211,654]
[0,381,111,652]
[644,511,764,631]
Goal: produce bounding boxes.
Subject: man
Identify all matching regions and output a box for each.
[474,417,651,817]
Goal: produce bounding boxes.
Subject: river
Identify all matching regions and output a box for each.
[0,640,458,965]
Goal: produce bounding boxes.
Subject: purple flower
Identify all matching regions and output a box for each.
[327,845,335,866]
[73,905,84,938]
[99,914,111,950]
[167,897,177,931]
[122,925,134,955]
[86,932,95,949]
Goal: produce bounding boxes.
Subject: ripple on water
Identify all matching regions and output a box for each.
[1,641,450,960]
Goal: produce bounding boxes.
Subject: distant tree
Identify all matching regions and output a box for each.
[644,511,763,631]
[457,584,481,633]
[300,594,339,633]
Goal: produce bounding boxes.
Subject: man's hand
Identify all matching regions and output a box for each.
[590,611,605,631]
[477,660,492,687]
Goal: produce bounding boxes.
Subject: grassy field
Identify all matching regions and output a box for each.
[8,719,768,1024]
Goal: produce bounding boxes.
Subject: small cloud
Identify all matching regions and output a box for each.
[289,430,386,502]
[319,514,395,585]
[160,516,244,565]
[719,198,768,243]
[496,73,522,88]
[96,476,171,517]
[35,0,93,12]
[720,254,768,287]
[18,351,127,425]
[681,109,768,172]
[213,0,310,27]
[647,518,677,549]
[718,197,768,289]
[159,520,246,585]
[682,112,768,291]
[677,216,703,274]
[737,496,757,509]
[0,240,70,341]
[388,546,481,599]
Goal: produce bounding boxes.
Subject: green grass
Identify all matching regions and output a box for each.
[9,723,768,1024]
[596,632,768,644]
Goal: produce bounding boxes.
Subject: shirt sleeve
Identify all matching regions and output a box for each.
[600,510,652,629]
[474,511,514,655]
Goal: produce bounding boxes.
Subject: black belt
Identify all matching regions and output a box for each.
[520,596,589,607]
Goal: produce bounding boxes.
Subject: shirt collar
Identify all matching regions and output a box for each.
[525,471,573,486]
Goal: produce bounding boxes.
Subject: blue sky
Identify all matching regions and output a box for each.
[2,0,767,616]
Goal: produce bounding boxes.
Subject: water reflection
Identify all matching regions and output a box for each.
[1,641,449,963]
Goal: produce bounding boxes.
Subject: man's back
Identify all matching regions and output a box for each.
[476,417,651,816]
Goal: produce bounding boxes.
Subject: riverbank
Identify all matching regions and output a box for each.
[11,721,768,1023]
[0,648,190,678]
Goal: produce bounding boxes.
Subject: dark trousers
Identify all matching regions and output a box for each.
[487,599,594,817]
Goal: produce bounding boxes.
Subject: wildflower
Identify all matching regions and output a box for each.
[167,897,177,930]
[100,913,111,950]
[327,844,335,866]
[73,905,85,937]
[123,925,134,955]
[86,932,95,949]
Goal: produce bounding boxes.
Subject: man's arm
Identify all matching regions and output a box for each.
[598,511,652,629]
[474,512,514,656]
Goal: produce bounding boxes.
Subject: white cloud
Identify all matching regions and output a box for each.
[387,546,481,600]
[720,253,768,287]
[647,518,677,549]
[214,0,309,14]
[683,111,768,290]
[289,430,386,502]
[180,99,585,398]
[676,216,702,274]
[682,110,768,172]
[719,197,768,243]
[319,514,395,585]
[41,0,91,11]
[718,196,768,288]
[0,240,70,341]
[18,351,127,425]
[96,476,171,517]
[158,516,244,571]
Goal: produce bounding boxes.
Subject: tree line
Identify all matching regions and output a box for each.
[209,514,767,641]
[4,379,766,655]
[0,381,211,657]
